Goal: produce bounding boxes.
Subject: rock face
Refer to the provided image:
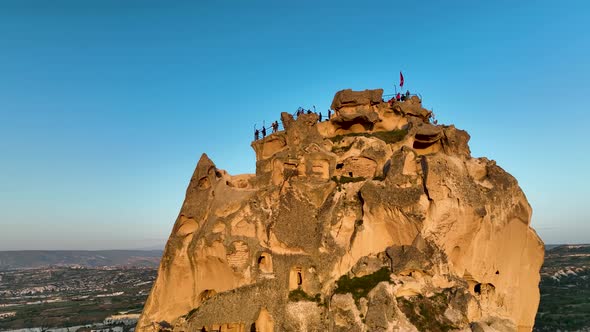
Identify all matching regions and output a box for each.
[137,89,544,332]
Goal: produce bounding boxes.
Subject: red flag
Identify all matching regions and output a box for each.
[400,71,404,88]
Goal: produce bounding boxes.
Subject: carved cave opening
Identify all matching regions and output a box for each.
[474,283,495,296]
[257,252,273,274]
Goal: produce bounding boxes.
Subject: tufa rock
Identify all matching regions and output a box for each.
[137,88,544,332]
[330,88,384,111]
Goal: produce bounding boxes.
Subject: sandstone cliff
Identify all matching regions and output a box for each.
[137,89,544,332]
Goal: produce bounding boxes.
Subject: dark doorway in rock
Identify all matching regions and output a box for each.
[258,253,273,274]
[250,323,256,332]
[474,283,482,294]
[297,272,303,286]
[474,283,495,295]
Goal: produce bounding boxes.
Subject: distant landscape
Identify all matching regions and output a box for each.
[0,250,161,331]
[534,244,590,332]
[0,250,162,270]
[0,246,588,331]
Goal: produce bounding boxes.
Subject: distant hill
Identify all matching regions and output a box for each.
[0,250,162,270]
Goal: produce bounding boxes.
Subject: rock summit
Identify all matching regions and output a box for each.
[137,89,544,332]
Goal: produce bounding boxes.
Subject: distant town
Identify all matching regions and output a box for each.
[0,251,159,332]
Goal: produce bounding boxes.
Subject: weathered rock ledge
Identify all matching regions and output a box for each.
[137,89,544,332]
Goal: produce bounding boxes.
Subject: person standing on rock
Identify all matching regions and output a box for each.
[262,126,266,138]
[254,128,259,140]
[318,113,322,122]
[396,92,401,101]
[328,109,331,120]
[405,90,410,99]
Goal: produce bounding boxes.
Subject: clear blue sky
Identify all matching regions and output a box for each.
[0,1,588,250]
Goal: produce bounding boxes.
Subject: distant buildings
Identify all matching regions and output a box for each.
[104,314,140,326]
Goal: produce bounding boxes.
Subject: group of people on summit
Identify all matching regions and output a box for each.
[295,106,331,123]
[253,107,331,141]
[387,90,412,105]
[253,90,413,141]
[254,120,280,141]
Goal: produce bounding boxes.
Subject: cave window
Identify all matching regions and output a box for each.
[336,163,344,169]
[250,323,256,332]
[289,266,303,290]
[258,253,273,274]
[495,270,500,275]
[474,283,482,295]
[349,172,353,177]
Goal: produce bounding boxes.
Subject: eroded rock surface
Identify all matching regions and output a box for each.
[137,89,544,332]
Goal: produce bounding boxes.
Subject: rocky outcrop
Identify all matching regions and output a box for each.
[137,89,544,332]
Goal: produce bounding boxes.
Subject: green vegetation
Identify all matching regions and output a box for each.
[333,267,391,302]
[331,176,366,185]
[372,174,386,181]
[185,307,199,318]
[398,292,457,332]
[288,288,321,303]
[331,144,353,153]
[329,128,408,144]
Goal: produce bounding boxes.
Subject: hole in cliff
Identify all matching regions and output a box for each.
[349,171,353,177]
[215,170,222,178]
[250,323,257,332]
[258,252,273,273]
[474,283,482,294]
[413,140,435,150]
[336,163,344,169]
[158,321,173,329]
[495,270,500,275]
[474,283,495,296]
[201,327,206,332]
[289,267,303,290]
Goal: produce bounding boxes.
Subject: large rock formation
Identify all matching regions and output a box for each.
[137,89,544,332]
